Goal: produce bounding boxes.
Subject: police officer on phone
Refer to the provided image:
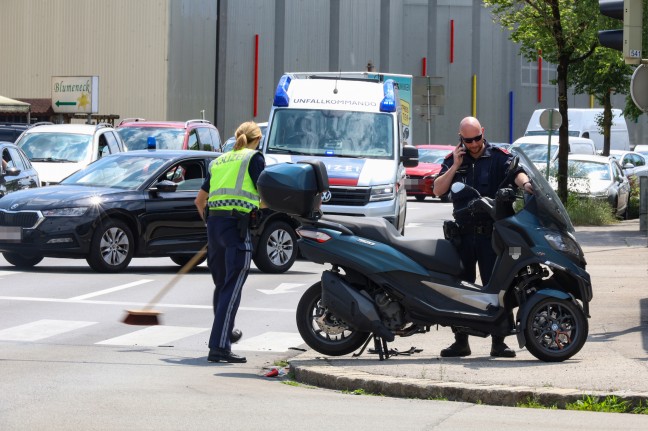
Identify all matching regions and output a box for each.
[195,121,265,363]
[433,116,533,358]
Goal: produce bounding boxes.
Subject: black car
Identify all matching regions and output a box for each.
[0,124,29,143]
[0,150,299,273]
[0,141,40,197]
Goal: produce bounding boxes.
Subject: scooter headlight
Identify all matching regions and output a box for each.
[544,232,582,257]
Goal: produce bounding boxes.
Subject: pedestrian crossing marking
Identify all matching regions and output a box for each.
[0,319,304,352]
[0,319,97,341]
[234,331,304,352]
[69,279,154,300]
[96,326,208,347]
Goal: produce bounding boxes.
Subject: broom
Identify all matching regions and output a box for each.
[122,244,208,325]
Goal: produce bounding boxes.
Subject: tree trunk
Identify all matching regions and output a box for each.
[602,90,612,157]
[556,55,570,204]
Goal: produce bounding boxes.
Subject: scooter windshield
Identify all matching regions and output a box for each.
[513,148,575,234]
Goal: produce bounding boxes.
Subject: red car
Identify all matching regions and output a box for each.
[116,118,221,152]
[405,144,454,201]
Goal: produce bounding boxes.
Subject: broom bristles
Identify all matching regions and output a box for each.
[122,309,162,326]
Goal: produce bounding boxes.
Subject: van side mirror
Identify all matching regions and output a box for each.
[401,145,418,168]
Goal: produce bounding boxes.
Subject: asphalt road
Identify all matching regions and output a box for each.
[3,198,646,429]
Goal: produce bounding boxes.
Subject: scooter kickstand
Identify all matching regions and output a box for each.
[353,334,390,360]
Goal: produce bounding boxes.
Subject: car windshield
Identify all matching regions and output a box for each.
[418,148,452,164]
[17,132,92,162]
[117,127,185,150]
[512,148,574,233]
[266,109,394,159]
[510,143,558,164]
[61,155,168,189]
[567,160,611,181]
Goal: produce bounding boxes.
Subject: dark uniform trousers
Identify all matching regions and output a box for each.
[207,215,252,351]
[455,222,496,284]
[455,222,508,345]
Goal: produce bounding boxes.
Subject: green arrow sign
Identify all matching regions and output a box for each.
[55,100,76,107]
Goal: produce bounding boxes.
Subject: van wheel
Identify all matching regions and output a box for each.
[253,220,297,273]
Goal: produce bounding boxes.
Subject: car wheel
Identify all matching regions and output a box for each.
[86,219,134,273]
[414,195,426,202]
[3,252,43,268]
[170,254,206,268]
[253,220,297,273]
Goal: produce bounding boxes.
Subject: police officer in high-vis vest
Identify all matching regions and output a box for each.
[433,116,533,359]
[195,121,265,363]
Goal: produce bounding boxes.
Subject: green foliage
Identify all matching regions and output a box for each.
[566,395,632,413]
[483,0,599,63]
[517,396,557,410]
[565,193,618,225]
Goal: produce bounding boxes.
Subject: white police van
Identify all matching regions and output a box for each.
[262,72,418,233]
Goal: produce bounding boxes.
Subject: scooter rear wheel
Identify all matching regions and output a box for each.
[524,297,588,362]
[296,281,371,356]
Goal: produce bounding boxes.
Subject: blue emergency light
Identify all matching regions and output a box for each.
[147,136,156,150]
[273,75,292,107]
[380,80,397,113]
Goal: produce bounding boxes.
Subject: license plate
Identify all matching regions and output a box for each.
[0,226,22,242]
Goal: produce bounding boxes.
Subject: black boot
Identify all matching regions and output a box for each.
[440,333,471,357]
[490,335,516,358]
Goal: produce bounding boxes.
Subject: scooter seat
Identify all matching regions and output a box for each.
[321,215,464,276]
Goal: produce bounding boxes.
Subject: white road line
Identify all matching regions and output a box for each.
[69,279,155,300]
[0,319,97,341]
[234,331,304,352]
[0,270,21,277]
[96,326,208,346]
[0,296,295,312]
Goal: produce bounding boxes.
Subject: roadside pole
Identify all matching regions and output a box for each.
[640,176,647,236]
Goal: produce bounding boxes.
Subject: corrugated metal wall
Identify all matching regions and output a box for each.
[167,0,217,125]
[1,0,645,145]
[0,0,169,122]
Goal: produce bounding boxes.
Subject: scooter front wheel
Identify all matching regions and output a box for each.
[296,281,371,356]
[524,297,588,362]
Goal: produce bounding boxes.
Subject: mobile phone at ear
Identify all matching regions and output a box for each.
[460,141,466,151]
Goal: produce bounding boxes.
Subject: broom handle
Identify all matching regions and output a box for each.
[142,244,208,311]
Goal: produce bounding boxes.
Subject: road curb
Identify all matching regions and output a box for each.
[290,361,648,408]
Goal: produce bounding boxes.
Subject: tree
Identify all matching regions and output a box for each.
[483,0,599,203]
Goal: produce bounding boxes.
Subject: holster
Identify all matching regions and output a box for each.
[443,220,461,248]
[443,220,460,240]
[232,210,251,239]
[248,209,262,230]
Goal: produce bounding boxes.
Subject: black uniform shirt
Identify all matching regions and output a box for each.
[439,140,518,222]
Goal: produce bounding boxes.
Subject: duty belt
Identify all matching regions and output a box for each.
[457,221,493,236]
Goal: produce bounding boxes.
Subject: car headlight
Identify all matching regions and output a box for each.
[370,184,395,202]
[42,207,89,217]
[544,232,582,257]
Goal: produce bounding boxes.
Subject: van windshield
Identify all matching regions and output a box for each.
[510,143,558,164]
[266,109,394,159]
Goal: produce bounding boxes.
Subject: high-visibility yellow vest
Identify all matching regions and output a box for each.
[207,148,260,213]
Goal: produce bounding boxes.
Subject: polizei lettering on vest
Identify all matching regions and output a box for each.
[214,152,249,165]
